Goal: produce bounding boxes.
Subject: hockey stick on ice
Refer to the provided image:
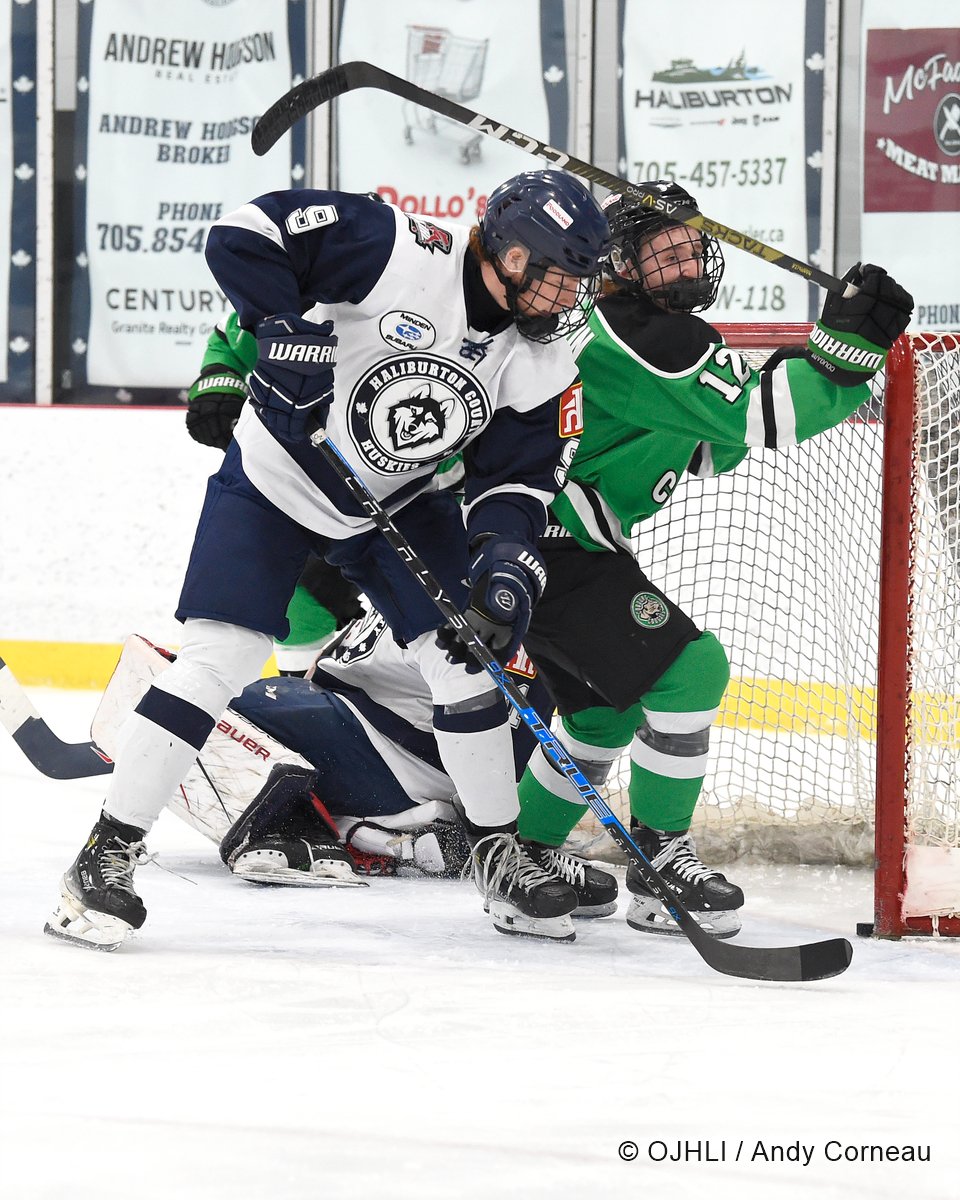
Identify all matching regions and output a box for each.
[309,431,852,982]
[0,655,114,779]
[252,60,847,295]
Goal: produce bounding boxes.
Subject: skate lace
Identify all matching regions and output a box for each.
[650,832,715,885]
[471,833,555,901]
[536,846,585,888]
[99,840,156,894]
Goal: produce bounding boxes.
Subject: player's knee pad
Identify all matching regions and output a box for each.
[527,739,620,804]
[433,688,507,733]
[634,722,711,759]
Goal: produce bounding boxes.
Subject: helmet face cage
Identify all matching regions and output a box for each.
[511,264,604,343]
[604,187,724,313]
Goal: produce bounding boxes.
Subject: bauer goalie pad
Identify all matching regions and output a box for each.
[92,634,312,845]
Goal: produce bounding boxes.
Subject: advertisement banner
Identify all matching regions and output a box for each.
[337,0,568,226]
[861,1,960,331]
[0,0,37,400]
[620,0,831,321]
[69,0,306,397]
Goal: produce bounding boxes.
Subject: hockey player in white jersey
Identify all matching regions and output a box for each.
[47,170,612,950]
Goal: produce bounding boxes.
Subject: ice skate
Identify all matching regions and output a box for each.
[44,813,150,951]
[471,832,578,941]
[230,834,365,887]
[626,824,744,939]
[524,841,618,918]
[221,763,365,887]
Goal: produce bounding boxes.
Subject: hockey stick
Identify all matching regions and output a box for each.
[309,431,852,982]
[252,60,846,295]
[0,655,114,779]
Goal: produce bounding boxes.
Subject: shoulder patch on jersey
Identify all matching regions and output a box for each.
[559,381,584,437]
[406,216,453,254]
[505,646,538,679]
[348,353,491,474]
[285,204,339,236]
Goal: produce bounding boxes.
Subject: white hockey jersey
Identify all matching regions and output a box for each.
[205,190,582,541]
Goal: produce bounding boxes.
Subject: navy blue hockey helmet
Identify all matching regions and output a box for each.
[479,169,611,341]
[480,169,611,276]
[603,181,724,313]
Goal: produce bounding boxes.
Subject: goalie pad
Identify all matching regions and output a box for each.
[93,635,312,845]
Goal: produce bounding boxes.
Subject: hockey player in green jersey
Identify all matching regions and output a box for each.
[495,181,913,938]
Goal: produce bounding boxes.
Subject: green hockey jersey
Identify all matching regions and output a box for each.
[552,291,876,553]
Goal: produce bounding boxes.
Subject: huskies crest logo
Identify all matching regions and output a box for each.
[406,216,453,254]
[349,354,491,475]
[386,385,452,452]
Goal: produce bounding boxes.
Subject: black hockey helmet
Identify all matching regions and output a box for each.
[602,181,724,313]
[479,169,612,342]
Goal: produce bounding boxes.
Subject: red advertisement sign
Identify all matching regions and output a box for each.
[863,28,960,213]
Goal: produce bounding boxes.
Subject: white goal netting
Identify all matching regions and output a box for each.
[568,330,960,880]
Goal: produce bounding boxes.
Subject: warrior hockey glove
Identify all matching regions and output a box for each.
[436,536,547,672]
[807,263,914,387]
[249,313,338,442]
[186,365,247,449]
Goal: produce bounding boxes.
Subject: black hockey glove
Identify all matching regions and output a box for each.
[807,263,914,386]
[185,365,247,449]
[436,536,547,673]
[249,313,338,442]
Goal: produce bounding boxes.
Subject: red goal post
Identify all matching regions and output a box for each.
[568,324,960,938]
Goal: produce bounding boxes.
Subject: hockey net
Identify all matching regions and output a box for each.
[568,326,960,937]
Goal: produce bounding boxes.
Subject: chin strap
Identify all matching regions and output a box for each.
[489,255,562,340]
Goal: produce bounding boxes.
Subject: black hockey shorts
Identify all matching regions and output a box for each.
[522,538,701,715]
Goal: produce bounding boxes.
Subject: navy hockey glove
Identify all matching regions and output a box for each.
[249,313,338,442]
[807,263,914,386]
[185,365,247,450]
[436,537,547,672]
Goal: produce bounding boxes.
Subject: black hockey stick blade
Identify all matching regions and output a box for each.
[309,432,852,982]
[0,656,114,780]
[252,60,846,294]
[595,811,851,981]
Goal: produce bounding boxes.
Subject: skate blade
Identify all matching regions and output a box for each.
[487,900,576,942]
[232,863,368,888]
[626,896,741,939]
[573,900,618,919]
[44,893,135,950]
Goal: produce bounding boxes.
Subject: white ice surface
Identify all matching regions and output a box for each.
[2,691,959,1200]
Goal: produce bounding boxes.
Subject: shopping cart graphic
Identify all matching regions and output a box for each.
[403,26,489,164]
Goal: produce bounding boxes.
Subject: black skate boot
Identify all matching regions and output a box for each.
[626,823,744,939]
[471,831,578,941]
[45,812,150,951]
[523,841,618,918]
[452,800,578,940]
[221,763,365,888]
